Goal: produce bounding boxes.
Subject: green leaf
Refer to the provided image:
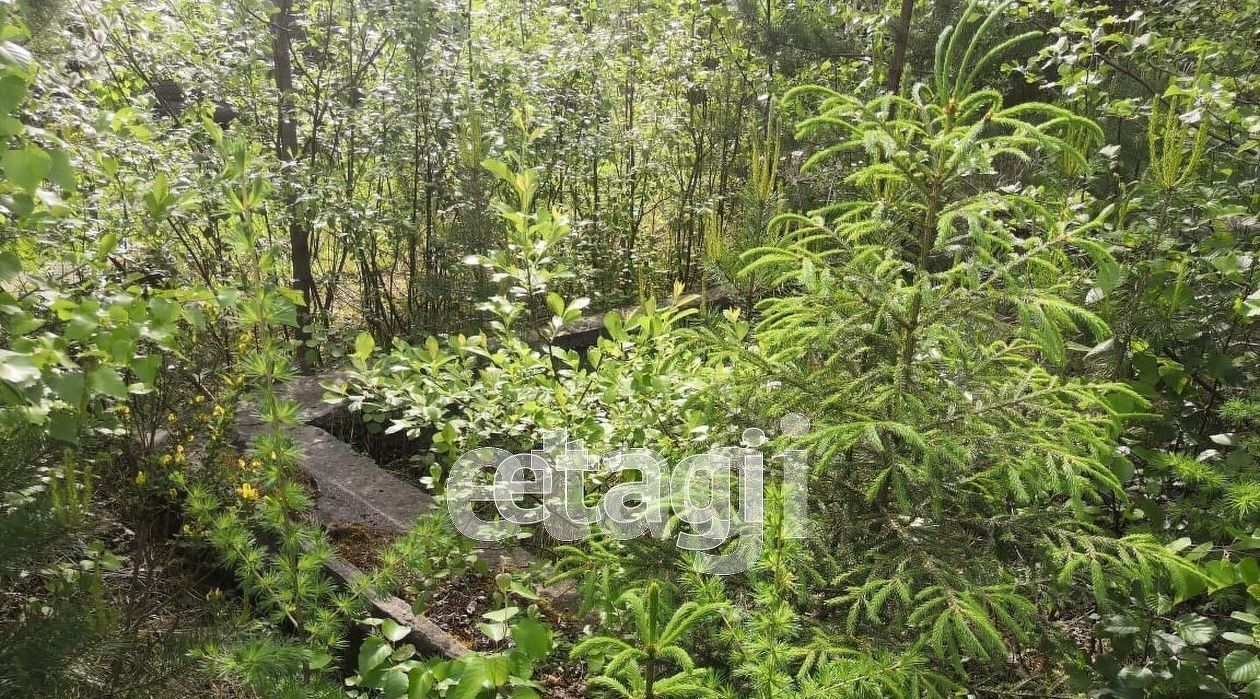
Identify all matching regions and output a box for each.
[450,659,490,699]
[1245,288,1260,318]
[510,617,552,662]
[0,349,39,385]
[510,581,539,601]
[382,619,411,643]
[358,636,392,675]
[87,366,128,399]
[48,149,75,191]
[482,606,520,624]
[0,250,20,282]
[0,40,33,71]
[2,145,51,193]
[1223,632,1256,646]
[484,654,511,686]
[1096,259,1121,293]
[481,158,512,183]
[131,356,161,386]
[97,231,119,260]
[48,410,77,443]
[604,311,625,341]
[1117,666,1155,689]
[0,73,26,113]
[1174,614,1216,645]
[479,622,509,643]
[382,668,409,699]
[407,667,434,699]
[354,331,376,361]
[546,292,564,317]
[1240,558,1260,585]
[0,115,21,136]
[1225,650,1260,683]
[50,371,84,405]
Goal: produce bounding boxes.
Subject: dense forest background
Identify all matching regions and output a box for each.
[2,0,1260,696]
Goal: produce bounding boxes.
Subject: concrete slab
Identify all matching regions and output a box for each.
[291,424,437,531]
[232,370,582,657]
[237,371,348,427]
[324,557,469,659]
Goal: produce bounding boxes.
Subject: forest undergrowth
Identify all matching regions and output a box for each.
[2,0,1260,697]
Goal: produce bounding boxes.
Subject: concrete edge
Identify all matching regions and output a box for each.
[324,556,469,660]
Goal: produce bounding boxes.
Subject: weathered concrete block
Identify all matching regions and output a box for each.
[324,557,469,659]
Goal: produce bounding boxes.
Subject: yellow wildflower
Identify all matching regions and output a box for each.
[134,470,147,486]
[236,457,247,469]
[236,482,260,500]
[160,454,172,466]
[212,405,225,417]
[194,394,205,404]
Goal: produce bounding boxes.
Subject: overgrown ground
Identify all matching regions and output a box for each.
[3,0,1260,697]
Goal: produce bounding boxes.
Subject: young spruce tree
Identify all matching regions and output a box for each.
[718,0,1205,682]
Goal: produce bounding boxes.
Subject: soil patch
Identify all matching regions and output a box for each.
[421,572,497,651]
[416,572,587,698]
[328,523,397,571]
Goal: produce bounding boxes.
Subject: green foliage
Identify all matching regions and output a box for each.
[196,632,344,699]
[370,513,480,611]
[695,0,1210,688]
[348,613,554,699]
[0,8,257,696]
[3,0,1260,696]
[330,159,727,468]
[179,138,359,683]
[572,582,726,699]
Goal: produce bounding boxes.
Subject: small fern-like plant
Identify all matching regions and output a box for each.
[181,138,361,661]
[572,582,727,699]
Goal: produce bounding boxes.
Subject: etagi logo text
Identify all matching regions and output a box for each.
[445,415,811,575]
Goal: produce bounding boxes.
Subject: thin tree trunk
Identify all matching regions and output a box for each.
[885,0,915,94]
[270,0,317,370]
